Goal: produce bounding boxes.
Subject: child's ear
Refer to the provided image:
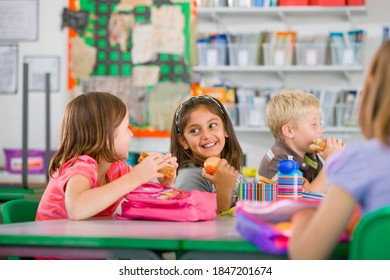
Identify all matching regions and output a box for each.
[224,131,228,138]
[178,134,189,150]
[281,124,294,139]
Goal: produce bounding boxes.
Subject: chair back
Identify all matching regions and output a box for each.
[1,199,39,224]
[349,205,390,260]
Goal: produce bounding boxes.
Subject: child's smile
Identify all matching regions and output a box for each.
[179,105,228,160]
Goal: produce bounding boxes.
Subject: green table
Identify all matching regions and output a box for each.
[0,216,349,260]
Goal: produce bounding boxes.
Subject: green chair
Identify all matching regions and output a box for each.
[349,205,390,260]
[1,199,40,260]
[1,199,39,224]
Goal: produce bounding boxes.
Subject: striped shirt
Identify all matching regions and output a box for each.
[256,140,323,183]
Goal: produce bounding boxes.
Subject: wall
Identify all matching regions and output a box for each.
[0,0,389,170]
[0,0,68,168]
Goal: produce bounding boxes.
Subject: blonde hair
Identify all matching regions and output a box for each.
[267,89,322,140]
[359,41,390,145]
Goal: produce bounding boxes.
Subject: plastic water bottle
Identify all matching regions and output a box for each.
[277,155,303,200]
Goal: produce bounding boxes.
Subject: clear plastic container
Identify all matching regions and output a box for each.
[228,43,258,66]
[295,43,327,66]
[330,43,363,66]
[236,103,264,127]
[224,103,238,126]
[335,103,358,127]
[227,0,256,7]
[197,42,228,66]
[262,43,294,66]
[197,0,226,7]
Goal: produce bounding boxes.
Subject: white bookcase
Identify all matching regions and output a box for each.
[194,4,368,167]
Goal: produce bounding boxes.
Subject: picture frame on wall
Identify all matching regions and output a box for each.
[0,44,18,94]
[24,56,60,92]
[0,0,38,41]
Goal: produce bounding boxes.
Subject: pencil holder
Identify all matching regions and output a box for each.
[239,183,278,202]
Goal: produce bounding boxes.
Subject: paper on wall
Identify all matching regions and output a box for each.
[132,65,160,87]
[153,27,185,55]
[148,82,190,131]
[70,37,97,80]
[108,12,135,52]
[132,24,157,64]
[116,0,152,11]
[82,76,148,126]
[152,6,184,55]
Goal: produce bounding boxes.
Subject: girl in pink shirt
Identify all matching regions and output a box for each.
[36,91,177,221]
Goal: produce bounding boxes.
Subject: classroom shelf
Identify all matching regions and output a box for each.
[234,126,360,133]
[193,65,363,84]
[197,6,367,22]
[193,65,363,72]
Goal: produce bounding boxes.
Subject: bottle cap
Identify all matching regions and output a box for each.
[278,156,296,174]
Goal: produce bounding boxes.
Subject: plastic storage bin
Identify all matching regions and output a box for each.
[263,43,294,66]
[347,0,364,5]
[279,0,309,5]
[228,43,258,66]
[310,0,346,5]
[295,43,327,66]
[330,43,363,65]
[227,0,256,7]
[3,149,54,174]
[198,0,226,7]
[335,103,358,127]
[197,42,228,66]
[224,103,238,126]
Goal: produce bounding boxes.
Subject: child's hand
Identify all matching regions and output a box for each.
[202,158,238,212]
[320,137,345,160]
[132,152,167,184]
[157,153,178,187]
[202,158,238,194]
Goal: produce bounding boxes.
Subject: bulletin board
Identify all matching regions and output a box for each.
[68,0,190,85]
[66,0,192,135]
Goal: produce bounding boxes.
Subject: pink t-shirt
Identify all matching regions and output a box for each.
[36,155,131,221]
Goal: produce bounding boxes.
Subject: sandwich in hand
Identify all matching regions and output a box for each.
[138,152,175,180]
[258,175,277,185]
[309,138,326,152]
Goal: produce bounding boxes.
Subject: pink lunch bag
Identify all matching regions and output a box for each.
[116,182,217,222]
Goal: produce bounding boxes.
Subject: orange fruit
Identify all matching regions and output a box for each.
[204,157,221,175]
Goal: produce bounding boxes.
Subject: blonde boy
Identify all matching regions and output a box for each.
[256,89,344,193]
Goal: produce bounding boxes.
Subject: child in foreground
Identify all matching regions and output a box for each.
[289,41,390,259]
[36,91,177,221]
[256,89,344,193]
[170,95,245,213]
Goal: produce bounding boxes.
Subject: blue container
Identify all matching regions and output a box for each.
[277,155,303,200]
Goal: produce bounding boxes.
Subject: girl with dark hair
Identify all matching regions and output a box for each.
[170,95,245,213]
